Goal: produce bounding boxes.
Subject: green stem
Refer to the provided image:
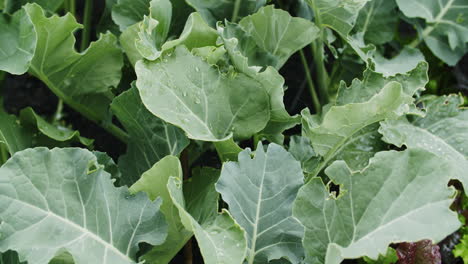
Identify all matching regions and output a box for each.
[68,0,76,16]
[81,0,93,51]
[0,145,8,165]
[311,39,329,105]
[231,0,241,22]
[409,26,434,48]
[30,65,129,143]
[53,99,64,122]
[299,50,321,113]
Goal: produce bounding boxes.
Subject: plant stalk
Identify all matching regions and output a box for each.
[180,150,193,264]
[0,145,8,165]
[231,0,241,22]
[81,0,93,51]
[29,65,129,143]
[68,0,76,16]
[311,39,329,105]
[299,50,321,113]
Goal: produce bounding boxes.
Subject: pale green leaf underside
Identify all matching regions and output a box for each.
[111,87,189,185]
[136,45,270,141]
[379,94,468,193]
[293,149,460,264]
[0,148,167,264]
[216,143,304,264]
[168,176,247,264]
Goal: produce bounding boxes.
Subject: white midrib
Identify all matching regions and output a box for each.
[247,157,268,264]
[3,196,134,263]
[420,0,456,39]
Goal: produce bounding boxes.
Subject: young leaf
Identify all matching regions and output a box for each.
[372,47,426,78]
[111,87,189,185]
[362,248,398,264]
[0,7,36,74]
[19,107,93,147]
[216,143,305,264]
[168,176,247,264]
[379,94,468,194]
[24,3,123,123]
[293,149,460,264]
[135,0,172,61]
[453,229,468,262]
[396,0,468,65]
[214,138,243,162]
[185,0,266,26]
[121,12,218,66]
[219,5,320,70]
[136,45,270,141]
[353,0,398,45]
[0,148,167,264]
[129,156,191,264]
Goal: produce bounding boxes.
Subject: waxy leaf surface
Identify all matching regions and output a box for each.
[0,148,167,264]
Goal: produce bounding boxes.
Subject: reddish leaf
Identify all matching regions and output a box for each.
[396,240,442,264]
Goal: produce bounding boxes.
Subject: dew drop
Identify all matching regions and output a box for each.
[195,67,200,72]
[183,92,187,97]
[195,98,201,104]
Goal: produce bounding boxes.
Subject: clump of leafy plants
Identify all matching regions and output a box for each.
[0,0,467,263]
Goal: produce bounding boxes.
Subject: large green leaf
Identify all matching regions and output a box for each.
[396,0,468,65]
[293,149,460,264]
[111,87,189,185]
[185,0,266,26]
[216,143,304,264]
[302,63,427,177]
[0,148,167,264]
[136,45,270,141]
[379,94,468,193]
[219,5,320,70]
[168,176,247,264]
[0,7,36,74]
[353,0,398,45]
[25,3,123,123]
[19,107,93,147]
[371,47,426,77]
[306,0,368,36]
[129,156,191,264]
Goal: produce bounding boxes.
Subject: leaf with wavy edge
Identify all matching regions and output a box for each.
[379,94,468,193]
[216,143,304,264]
[25,3,123,123]
[0,148,167,264]
[136,45,270,141]
[293,149,460,264]
[302,63,427,177]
